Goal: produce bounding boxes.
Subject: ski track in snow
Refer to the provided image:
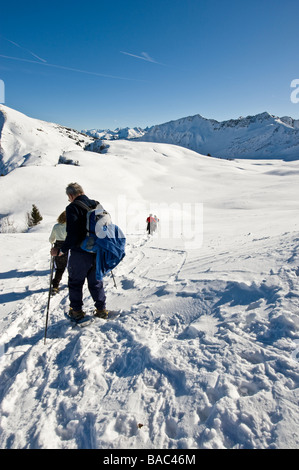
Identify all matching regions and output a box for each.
[0,230,298,449]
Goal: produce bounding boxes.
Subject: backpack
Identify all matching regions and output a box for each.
[73,200,126,280]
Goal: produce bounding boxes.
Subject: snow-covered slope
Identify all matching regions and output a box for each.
[0,105,94,175]
[0,109,298,449]
[84,112,299,160]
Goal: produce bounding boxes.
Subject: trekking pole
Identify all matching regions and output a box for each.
[111,270,117,288]
[44,252,55,345]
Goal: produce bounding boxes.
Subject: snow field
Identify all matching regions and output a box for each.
[0,228,298,449]
[0,114,298,448]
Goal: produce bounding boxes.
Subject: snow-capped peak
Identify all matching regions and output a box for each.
[138,112,299,159]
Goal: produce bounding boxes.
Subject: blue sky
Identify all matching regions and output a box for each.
[1,0,299,130]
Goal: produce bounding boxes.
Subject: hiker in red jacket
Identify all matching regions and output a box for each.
[146,214,157,235]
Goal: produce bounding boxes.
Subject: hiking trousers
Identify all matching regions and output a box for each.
[68,250,106,311]
[52,241,68,288]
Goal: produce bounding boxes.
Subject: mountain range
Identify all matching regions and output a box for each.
[1,105,299,178]
[84,112,299,160]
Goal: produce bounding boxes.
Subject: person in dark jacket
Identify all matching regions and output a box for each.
[51,182,108,322]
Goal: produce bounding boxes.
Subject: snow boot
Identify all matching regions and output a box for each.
[68,308,86,323]
[94,308,109,319]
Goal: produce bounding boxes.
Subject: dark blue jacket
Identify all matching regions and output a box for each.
[61,195,98,254]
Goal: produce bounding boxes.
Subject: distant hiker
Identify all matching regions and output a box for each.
[49,211,68,295]
[146,214,154,235]
[146,214,157,235]
[50,182,107,322]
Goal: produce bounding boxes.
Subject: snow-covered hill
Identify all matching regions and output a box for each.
[0,107,298,449]
[0,105,94,175]
[84,112,299,160]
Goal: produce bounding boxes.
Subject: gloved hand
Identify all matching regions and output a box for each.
[50,247,60,257]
